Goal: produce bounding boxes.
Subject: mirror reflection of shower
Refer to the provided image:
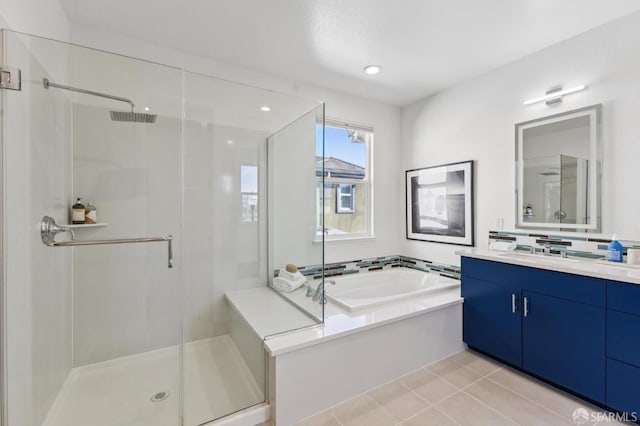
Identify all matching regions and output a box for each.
[522,154,589,225]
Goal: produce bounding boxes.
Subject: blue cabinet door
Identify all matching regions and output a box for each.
[522,290,605,403]
[462,277,521,366]
[607,358,640,416]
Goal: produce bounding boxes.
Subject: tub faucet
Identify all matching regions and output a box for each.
[312,279,336,304]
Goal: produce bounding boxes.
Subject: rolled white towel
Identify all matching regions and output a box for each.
[272,275,307,293]
[279,269,304,281]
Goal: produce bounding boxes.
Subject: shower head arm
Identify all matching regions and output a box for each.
[43,78,136,113]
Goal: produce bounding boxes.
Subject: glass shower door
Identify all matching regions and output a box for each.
[1,30,183,426]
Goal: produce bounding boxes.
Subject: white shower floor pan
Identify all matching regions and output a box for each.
[43,335,264,426]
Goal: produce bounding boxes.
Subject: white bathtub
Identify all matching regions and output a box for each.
[325,267,460,312]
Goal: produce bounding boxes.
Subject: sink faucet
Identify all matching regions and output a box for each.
[312,279,336,304]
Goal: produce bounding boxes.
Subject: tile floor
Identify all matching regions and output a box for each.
[295,349,629,426]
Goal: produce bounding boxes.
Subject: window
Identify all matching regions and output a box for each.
[241,165,258,222]
[336,184,355,213]
[316,120,373,239]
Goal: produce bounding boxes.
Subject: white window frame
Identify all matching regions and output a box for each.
[317,118,374,241]
[336,184,355,214]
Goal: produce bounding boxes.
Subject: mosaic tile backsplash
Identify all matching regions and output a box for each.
[275,231,640,283]
[274,255,461,281]
[489,230,640,259]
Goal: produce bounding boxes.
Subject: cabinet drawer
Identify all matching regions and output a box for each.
[461,257,605,307]
[608,281,640,315]
[607,310,640,368]
[607,358,640,415]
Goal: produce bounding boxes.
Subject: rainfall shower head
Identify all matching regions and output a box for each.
[43,78,157,124]
[109,110,157,123]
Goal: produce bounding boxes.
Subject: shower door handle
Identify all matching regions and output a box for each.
[41,216,174,269]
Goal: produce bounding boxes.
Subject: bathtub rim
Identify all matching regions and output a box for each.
[325,267,460,312]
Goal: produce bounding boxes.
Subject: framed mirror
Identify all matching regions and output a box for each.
[515,104,601,231]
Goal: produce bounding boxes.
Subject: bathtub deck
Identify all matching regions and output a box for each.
[265,285,462,356]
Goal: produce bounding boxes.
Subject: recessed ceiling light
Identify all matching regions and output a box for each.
[363,65,382,75]
[227,140,234,145]
[144,107,150,112]
[260,106,271,112]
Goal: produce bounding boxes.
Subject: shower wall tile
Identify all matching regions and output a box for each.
[182,113,270,343]
[73,104,182,366]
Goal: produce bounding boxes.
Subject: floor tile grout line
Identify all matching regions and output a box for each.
[447,353,505,378]
[484,374,587,423]
[394,377,437,408]
[366,375,441,423]
[427,363,488,393]
[331,411,344,426]
[432,405,463,426]
[431,387,517,425]
[399,406,432,425]
[458,388,522,425]
[363,392,399,424]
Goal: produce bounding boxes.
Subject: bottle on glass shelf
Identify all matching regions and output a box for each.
[85,202,97,224]
[71,197,85,224]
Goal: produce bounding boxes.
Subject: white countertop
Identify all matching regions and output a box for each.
[264,288,462,356]
[457,248,640,285]
[225,288,319,340]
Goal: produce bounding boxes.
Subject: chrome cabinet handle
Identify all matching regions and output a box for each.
[523,296,529,317]
[511,293,517,314]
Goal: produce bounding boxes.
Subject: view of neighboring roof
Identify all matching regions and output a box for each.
[316,156,365,179]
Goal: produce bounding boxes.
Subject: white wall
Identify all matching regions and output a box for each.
[400,11,640,266]
[0,0,69,41]
[69,25,403,265]
[3,31,72,426]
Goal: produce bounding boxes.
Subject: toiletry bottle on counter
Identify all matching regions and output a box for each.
[607,235,623,263]
[71,197,85,224]
[85,202,97,224]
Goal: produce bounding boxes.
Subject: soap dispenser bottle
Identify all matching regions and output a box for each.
[71,197,85,224]
[607,234,623,263]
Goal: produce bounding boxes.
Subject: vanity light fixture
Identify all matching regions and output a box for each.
[260,106,271,112]
[363,65,382,75]
[523,85,586,106]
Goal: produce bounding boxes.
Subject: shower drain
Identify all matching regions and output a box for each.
[150,391,170,402]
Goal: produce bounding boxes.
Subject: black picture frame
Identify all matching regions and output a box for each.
[405,160,474,246]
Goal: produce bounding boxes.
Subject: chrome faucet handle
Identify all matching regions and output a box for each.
[305,282,315,297]
[312,279,336,303]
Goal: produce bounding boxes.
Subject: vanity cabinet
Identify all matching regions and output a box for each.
[461,257,606,403]
[521,290,605,402]
[606,281,640,415]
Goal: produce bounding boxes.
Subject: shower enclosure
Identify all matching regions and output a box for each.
[0,30,324,426]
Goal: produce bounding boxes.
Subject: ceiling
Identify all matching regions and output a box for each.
[60,0,640,106]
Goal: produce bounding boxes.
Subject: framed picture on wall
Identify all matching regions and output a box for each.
[406,160,474,246]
